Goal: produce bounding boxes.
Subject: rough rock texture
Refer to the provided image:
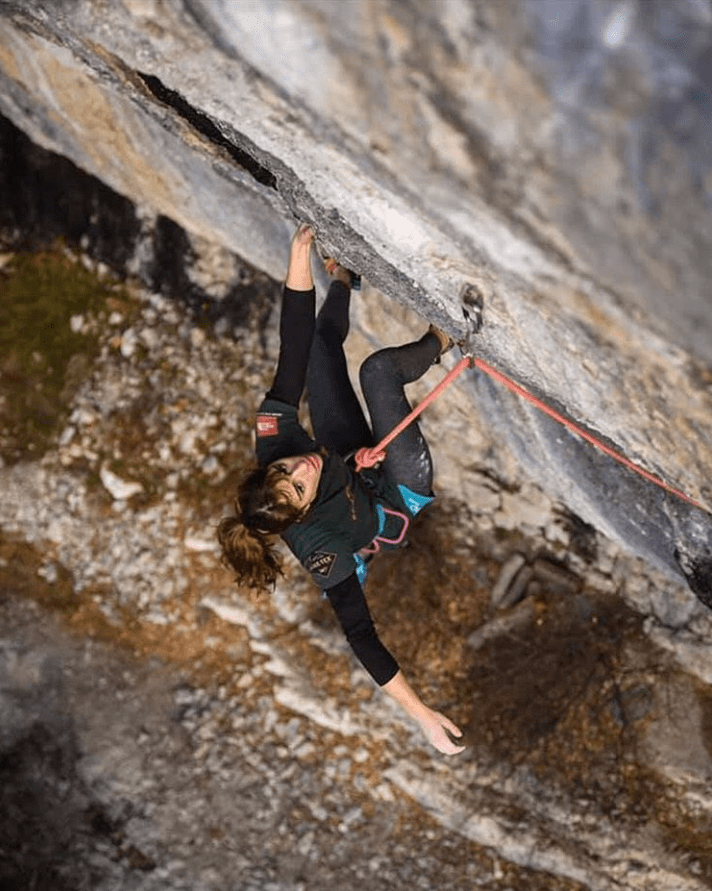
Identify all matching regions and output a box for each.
[0,0,711,597]
[2,2,712,889]
[1,234,712,891]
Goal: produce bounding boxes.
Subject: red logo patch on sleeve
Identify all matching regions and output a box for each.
[256,415,279,437]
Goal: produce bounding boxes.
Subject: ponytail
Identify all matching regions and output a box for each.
[217,466,303,592]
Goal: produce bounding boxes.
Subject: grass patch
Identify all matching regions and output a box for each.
[0,247,130,464]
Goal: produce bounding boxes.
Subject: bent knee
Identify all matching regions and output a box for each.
[359,349,392,390]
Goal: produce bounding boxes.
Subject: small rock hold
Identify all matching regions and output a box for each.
[201,455,221,475]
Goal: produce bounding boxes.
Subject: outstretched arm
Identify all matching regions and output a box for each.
[326,574,465,755]
[267,224,317,407]
[383,670,465,756]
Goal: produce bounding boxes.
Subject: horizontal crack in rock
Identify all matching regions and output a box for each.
[137,71,278,190]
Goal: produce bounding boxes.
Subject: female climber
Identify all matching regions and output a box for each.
[218,223,465,755]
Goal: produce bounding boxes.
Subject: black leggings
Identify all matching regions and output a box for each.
[306,281,441,496]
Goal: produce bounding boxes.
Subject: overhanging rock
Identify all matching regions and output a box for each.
[0,0,711,598]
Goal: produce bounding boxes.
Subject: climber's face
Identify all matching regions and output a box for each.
[267,453,323,510]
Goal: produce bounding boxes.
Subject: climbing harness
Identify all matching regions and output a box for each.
[362,505,411,554]
[354,353,708,514]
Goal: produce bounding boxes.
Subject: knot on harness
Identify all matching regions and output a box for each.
[354,446,386,470]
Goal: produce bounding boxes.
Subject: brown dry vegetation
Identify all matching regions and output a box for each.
[2,244,712,884]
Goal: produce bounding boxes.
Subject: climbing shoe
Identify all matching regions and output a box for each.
[322,256,361,290]
[428,324,454,362]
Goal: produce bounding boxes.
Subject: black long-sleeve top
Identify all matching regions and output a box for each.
[255,285,399,686]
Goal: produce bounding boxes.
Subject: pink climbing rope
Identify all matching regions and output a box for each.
[354,353,707,514]
[355,356,472,470]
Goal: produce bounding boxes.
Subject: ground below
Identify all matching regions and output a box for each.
[1,243,711,891]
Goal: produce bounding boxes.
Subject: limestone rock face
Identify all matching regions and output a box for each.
[0,0,711,593]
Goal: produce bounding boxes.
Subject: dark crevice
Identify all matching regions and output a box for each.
[0,113,141,265]
[149,214,279,333]
[137,71,278,190]
[675,548,712,608]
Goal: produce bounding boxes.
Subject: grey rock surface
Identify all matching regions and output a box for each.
[0,217,709,888]
[2,2,712,888]
[0,0,711,597]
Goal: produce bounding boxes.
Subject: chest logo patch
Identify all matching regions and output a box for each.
[305,551,337,579]
[256,414,279,437]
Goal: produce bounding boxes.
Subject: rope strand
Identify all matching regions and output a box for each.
[354,356,471,470]
[473,357,707,513]
[355,352,708,515]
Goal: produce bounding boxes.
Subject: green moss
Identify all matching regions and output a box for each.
[0,247,130,463]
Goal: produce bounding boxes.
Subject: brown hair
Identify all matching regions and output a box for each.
[217,466,304,591]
